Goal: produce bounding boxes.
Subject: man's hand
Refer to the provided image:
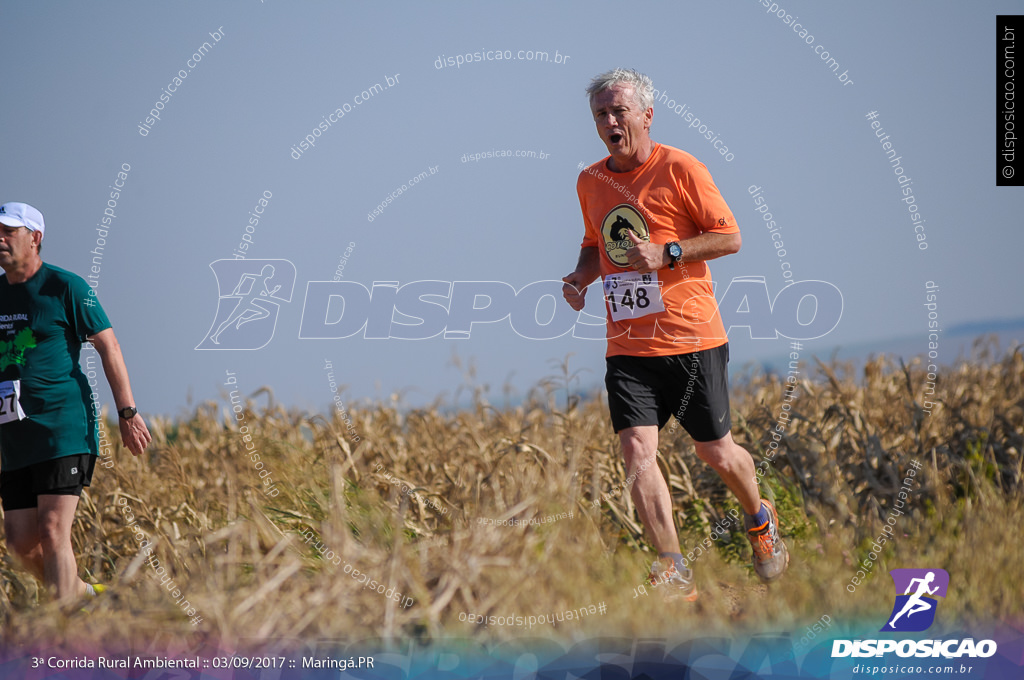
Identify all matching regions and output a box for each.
[119,413,152,457]
[562,271,589,311]
[562,246,601,311]
[624,229,668,275]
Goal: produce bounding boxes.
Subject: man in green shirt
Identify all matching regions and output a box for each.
[0,202,151,602]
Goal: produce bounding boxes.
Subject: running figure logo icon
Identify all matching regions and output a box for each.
[196,259,296,350]
[881,568,949,632]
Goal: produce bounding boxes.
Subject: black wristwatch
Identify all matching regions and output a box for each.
[666,242,683,270]
[118,406,138,420]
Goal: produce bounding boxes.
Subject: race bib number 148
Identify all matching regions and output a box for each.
[603,271,666,322]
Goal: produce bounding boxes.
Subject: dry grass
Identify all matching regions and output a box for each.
[1,339,1022,647]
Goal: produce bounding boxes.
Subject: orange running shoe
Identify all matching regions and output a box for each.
[745,500,789,583]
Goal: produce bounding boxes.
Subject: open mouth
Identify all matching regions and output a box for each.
[609,133,623,144]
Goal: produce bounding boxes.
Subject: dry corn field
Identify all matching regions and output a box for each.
[1,340,1022,648]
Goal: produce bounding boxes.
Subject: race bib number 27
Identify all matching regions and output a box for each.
[603,271,666,322]
[0,380,27,425]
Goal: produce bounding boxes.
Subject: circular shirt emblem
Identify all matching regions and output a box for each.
[600,204,650,267]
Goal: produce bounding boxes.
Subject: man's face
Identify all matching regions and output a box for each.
[0,224,40,270]
[590,83,653,162]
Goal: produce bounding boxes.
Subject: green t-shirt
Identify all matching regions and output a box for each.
[0,263,111,470]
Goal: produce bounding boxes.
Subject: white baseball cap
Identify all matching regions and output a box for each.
[0,202,45,240]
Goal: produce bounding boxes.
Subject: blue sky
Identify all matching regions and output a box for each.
[1,1,1021,417]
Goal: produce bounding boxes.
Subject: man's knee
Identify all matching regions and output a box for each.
[620,429,644,450]
[618,430,657,472]
[619,425,655,449]
[36,507,74,548]
[38,523,66,550]
[620,432,656,462]
[693,437,721,458]
[693,436,741,468]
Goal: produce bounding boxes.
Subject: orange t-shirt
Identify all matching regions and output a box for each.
[577,143,738,356]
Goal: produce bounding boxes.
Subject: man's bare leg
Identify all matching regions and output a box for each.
[694,431,789,581]
[619,425,680,554]
[692,431,762,515]
[4,507,45,580]
[37,494,88,601]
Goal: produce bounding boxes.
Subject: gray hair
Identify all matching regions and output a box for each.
[586,68,654,111]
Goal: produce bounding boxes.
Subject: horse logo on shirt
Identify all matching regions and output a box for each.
[601,204,650,267]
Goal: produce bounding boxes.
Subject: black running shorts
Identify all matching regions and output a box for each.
[0,453,96,511]
[605,343,732,442]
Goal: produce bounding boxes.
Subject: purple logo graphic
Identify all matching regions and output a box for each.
[881,568,949,632]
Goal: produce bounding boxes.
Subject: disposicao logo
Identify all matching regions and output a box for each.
[882,568,947,632]
[196,259,296,350]
[832,568,997,659]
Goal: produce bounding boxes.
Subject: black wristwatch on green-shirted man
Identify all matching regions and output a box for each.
[118,406,138,420]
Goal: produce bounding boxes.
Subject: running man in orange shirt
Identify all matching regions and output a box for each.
[562,69,788,598]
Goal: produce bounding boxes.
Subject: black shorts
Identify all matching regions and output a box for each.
[605,343,732,442]
[0,454,96,511]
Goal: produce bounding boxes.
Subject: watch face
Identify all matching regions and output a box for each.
[669,243,683,259]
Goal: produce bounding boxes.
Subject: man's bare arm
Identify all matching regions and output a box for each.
[625,230,741,275]
[88,327,152,456]
[679,231,742,263]
[561,246,601,311]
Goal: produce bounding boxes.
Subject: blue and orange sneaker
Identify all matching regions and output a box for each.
[745,500,789,582]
